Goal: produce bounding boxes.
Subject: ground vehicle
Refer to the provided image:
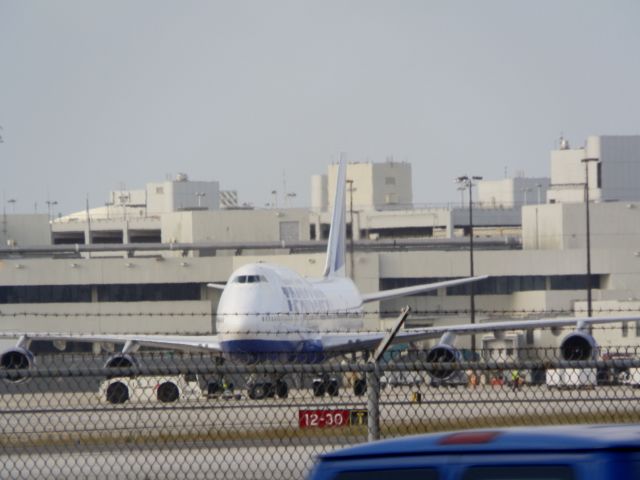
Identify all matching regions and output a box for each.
[308,424,640,479]
[100,375,202,404]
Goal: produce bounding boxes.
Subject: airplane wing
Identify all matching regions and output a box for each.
[0,332,222,353]
[3,314,639,356]
[360,275,489,304]
[320,313,640,352]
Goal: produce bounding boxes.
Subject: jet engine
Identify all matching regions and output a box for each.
[424,342,461,380]
[103,353,138,378]
[559,330,598,361]
[0,347,35,383]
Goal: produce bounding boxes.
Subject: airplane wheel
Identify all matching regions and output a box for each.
[327,379,339,397]
[157,382,180,403]
[276,380,289,398]
[106,381,129,404]
[313,380,326,397]
[353,378,367,396]
[266,382,276,398]
[249,383,267,400]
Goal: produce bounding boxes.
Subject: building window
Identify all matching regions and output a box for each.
[96,283,201,302]
[156,186,164,194]
[447,276,545,296]
[385,176,396,185]
[380,278,440,296]
[549,275,600,290]
[0,285,92,304]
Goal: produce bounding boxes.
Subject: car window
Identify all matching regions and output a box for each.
[462,465,574,480]
[333,467,438,480]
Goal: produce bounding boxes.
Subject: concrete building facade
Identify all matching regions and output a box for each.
[2,136,640,356]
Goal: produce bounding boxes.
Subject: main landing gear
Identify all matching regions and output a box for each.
[247,378,289,400]
[312,376,340,397]
[245,375,367,399]
[311,375,367,397]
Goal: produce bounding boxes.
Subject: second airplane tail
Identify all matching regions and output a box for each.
[322,156,347,278]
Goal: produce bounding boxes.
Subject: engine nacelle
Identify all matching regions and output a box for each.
[0,347,35,383]
[103,354,138,378]
[156,381,180,403]
[560,331,598,361]
[424,344,461,380]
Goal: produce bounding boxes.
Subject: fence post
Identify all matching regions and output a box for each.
[366,306,410,443]
[367,362,381,442]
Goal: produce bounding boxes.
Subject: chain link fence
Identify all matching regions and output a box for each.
[2,348,640,479]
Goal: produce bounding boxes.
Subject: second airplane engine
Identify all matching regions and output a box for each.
[424,344,460,380]
[0,347,35,383]
[103,354,138,377]
[560,331,598,361]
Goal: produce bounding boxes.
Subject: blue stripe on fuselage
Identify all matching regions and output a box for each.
[220,339,325,364]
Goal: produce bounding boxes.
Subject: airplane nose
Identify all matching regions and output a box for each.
[216,279,286,334]
[218,312,259,334]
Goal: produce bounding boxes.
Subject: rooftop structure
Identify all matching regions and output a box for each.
[477,177,550,208]
[0,213,50,247]
[548,135,640,204]
[312,160,413,212]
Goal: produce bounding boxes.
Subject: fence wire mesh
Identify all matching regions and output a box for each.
[2,348,640,479]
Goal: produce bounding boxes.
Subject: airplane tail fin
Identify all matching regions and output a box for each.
[322,155,347,278]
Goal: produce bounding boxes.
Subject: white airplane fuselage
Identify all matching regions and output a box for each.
[217,263,363,360]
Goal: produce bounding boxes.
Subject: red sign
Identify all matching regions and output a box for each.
[298,409,368,428]
[299,409,350,428]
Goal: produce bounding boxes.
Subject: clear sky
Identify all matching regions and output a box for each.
[1,1,639,214]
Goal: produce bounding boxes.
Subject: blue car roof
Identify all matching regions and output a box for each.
[322,424,640,460]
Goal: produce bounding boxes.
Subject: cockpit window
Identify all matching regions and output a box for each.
[232,275,267,284]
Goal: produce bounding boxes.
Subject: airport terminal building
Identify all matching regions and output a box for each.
[2,135,640,356]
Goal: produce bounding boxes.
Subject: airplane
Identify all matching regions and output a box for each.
[1,158,640,401]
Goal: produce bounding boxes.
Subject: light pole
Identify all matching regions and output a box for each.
[582,157,599,317]
[7,198,16,213]
[456,175,483,355]
[46,200,58,221]
[195,192,206,208]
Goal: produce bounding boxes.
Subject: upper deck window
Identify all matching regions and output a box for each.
[232,275,267,284]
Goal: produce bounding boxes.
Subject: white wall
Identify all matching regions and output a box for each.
[598,135,640,201]
[478,178,549,208]
[0,214,51,246]
[523,202,640,250]
[147,179,219,214]
[326,161,413,211]
[161,209,310,243]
